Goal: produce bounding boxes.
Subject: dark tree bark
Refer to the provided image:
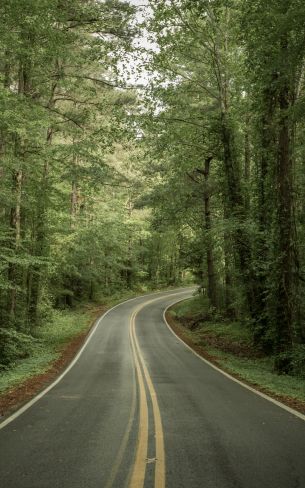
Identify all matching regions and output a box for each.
[252,80,278,349]
[274,75,294,359]
[244,114,251,213]
[7,165,23,323]
[223,203,235,318]
[27,74,59,327]
[203,156,218,309]
[27,152,50,328]
[220,111,256,317]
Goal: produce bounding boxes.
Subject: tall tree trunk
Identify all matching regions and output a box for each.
[220,111,256,316]
[274,74,294,361]
[244,115,251,212]
[223,203,235,318]
[27,151,50,328]
[253,80,277,348]
[71,179,79,226]
[7,59,32,325]
[203,157,218,308]
[27,74,59,327]
[125,195,134,289]
[7,164,23,323]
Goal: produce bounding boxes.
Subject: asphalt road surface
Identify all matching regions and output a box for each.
[1,288,305,488]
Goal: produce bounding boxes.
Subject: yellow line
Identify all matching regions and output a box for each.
[104,349,137,488]
[132,310,165,488]
[128,292,190,488]
[128,310,149,488]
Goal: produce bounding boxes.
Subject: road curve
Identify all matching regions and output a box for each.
[0,288,305,488]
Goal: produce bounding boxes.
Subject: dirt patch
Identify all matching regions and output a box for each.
[198,333,263,358]
[179,315,262,359]
[180,313,212,331]
[0,305,106,419]
[166,311,305,416]
[166,313,222,365]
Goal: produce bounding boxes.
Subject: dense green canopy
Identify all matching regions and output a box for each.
[1,0,305,375]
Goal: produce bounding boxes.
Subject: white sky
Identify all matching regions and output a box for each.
[119,0,157,87]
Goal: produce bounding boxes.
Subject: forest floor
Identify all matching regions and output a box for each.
[166,297,305,415]
[0,288,163,419]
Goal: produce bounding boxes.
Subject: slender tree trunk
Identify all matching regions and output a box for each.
[7,59,32,325]
[27,76,58,327]
[274,75,294,359]
[220,111,256,316]
[213,7,257,318]
[71,178,79,227]
[223,202,235,317]
[244,115,251,212]
[7,165,23,322]
[70,134,79,228]
[126,197,134,289]
[252,81,277,348]
[27,154,50,327]
[203,157,218,309]
[4,53,11,89]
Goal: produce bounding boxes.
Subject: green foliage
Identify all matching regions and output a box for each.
[0,305,93,393]
[170,300,305,402]
[135,0,305,374]
[0,0,158,368]
[1,0,305,383]
[274,346,305,378]
[0,328,38,370]
[172,296,211,320]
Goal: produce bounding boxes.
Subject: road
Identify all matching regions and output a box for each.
[1,288,305,488]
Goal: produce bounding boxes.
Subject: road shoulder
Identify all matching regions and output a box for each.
[165,302,305,417]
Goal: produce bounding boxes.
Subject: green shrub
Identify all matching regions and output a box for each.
[0,328,38,370]
[275,345,305,377]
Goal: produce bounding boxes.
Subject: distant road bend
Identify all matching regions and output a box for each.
[1,288,305,488]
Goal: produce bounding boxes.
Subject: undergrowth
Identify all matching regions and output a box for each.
[0,308,93,394]
[170,297,305,403]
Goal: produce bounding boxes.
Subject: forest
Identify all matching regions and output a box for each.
[0,0,305,378]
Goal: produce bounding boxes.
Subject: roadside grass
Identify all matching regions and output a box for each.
[169,297,305,404]
[0,308,93,395]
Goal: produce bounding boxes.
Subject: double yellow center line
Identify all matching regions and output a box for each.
[128,299,166,488]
